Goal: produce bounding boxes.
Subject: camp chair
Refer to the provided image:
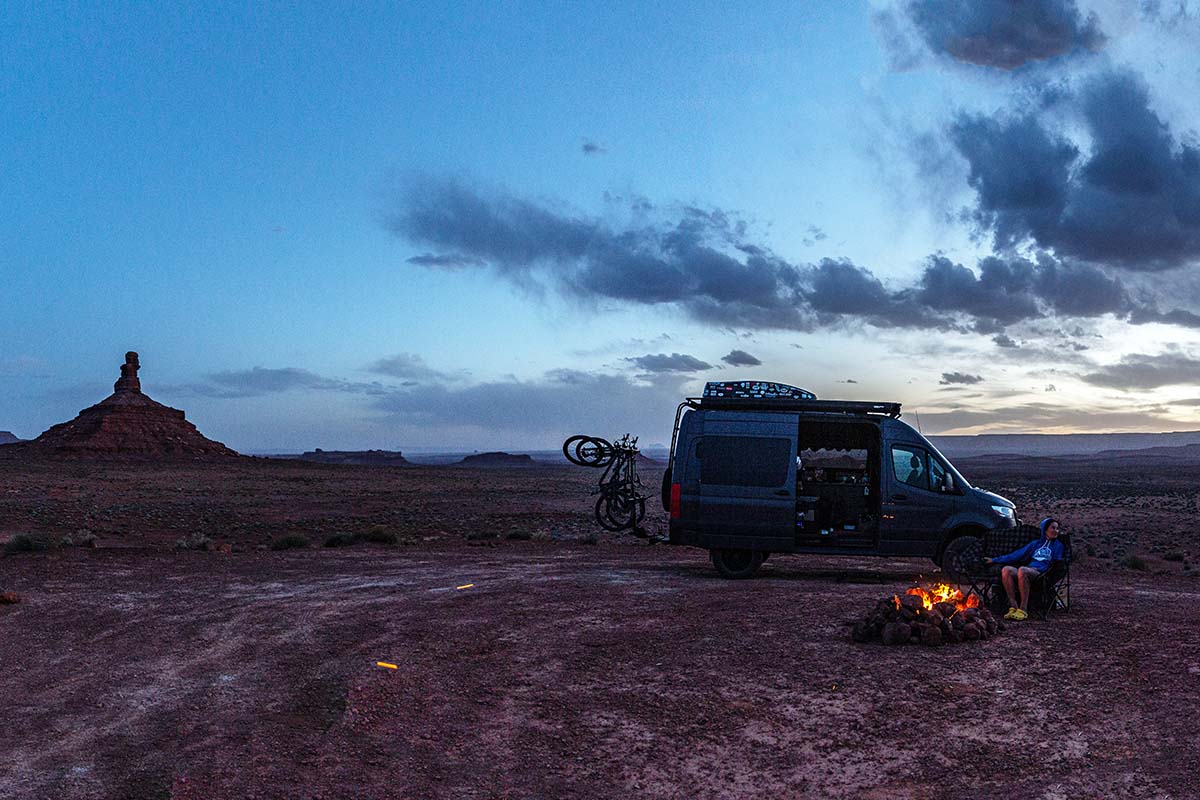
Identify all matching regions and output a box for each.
[949,524,1071,619]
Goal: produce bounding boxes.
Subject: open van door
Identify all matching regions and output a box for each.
[697,411,798,548]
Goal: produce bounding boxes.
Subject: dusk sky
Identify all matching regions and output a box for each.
[7,1,1200,452]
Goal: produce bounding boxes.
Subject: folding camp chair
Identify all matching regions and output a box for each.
[947,524,1071,619]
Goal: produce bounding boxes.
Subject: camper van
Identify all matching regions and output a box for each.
[663,381,1017,578]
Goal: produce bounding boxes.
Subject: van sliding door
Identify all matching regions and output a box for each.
[697,412,798,548]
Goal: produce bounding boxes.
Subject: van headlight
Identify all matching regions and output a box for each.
[992,505,1014,519]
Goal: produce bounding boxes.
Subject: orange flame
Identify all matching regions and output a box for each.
[893,582,979,613]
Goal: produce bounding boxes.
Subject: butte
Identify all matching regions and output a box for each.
[18,352,238,458]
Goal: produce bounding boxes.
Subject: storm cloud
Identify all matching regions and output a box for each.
[387,178,1200,334]
[897,0,1106,70]
[950,71,1200,271]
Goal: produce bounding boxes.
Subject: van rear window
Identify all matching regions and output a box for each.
[700,436,791,487]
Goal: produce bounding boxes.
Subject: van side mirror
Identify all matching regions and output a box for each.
[941,473,955,493]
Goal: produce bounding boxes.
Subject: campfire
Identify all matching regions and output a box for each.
[851,583,1001,646]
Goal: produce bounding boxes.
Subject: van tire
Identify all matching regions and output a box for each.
[941,534,984,582]
[710,548,764,579]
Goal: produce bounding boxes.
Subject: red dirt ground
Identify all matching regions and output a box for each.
[2,456,1199,799]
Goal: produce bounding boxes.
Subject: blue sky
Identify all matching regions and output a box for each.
[6,1,1200,452]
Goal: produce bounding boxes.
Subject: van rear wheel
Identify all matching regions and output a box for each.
[710,548,764,579]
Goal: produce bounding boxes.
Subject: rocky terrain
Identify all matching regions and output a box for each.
[1,451,1199,798]
[0,431,20,445]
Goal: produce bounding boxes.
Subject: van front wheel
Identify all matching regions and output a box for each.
[710,548,764,579]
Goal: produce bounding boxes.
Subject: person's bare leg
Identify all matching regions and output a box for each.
[1001,566,1019,608]
[1017,567,1037,612]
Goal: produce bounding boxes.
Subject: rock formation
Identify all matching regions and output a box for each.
[22,352,238,458]
[294,449,411,466]
[457,452,535,467]
[0,431,20,445]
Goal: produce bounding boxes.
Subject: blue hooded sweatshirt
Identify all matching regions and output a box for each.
[991,537,1064,573]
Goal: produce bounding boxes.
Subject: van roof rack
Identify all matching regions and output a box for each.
[690,396,902,417]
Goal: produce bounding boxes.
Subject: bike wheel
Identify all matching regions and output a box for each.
[562,435,591,466]
[576,437,614,467]
[594,495,627,531]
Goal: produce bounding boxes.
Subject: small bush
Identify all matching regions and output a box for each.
[4,534,57,555]
[175,533,213,551]
[360,527,399,545]
[270,534,310,551]
[504,530,533,541]
[323,532,360,548]
[581,531,599,545]
[1122,554,1149,571]
[1164,552,1186,563]
[464,530,495,541]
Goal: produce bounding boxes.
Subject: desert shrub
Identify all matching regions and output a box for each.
[529,530,552,543]
[4,534,57,555]
[581,531,599,545]
[360,527,399,545]
[1164,552,1186,563]
[270,534,310,551]
[464,530,495,541]
[1122,554,1149,571]
[175,533,213,551]
[323,532,360,548]
[504,530,533,541]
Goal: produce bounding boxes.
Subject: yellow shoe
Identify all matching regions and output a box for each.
[1003,608,1020,620]
[1013,609,1029,621]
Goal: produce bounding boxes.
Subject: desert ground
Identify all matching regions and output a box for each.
[2,454,1199,799]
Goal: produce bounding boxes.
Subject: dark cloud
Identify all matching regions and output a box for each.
[721,349,763,367]
[993,334,1018,348]
[387,178,1200,334]
[899,0,1106,70]
[624,353,713,373]
[581,139,607,156]
[802,225,828,246]
[367,353,453,382]
[1080,352,1200,390]
[950,71,1200,271]
[406,253,486,269]
[939,372,984,385]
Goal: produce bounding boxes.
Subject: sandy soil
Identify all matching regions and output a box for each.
[2,456,1199,799]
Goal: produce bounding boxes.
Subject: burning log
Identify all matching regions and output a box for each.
[849,582,1001,647]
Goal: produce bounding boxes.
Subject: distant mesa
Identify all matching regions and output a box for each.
[457,451,535,467]
[296,449,411,466]
[0,431,21,446]
[14,352,238,459]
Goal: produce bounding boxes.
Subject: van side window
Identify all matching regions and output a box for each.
[891,445,928,491]
[700,436,791,487]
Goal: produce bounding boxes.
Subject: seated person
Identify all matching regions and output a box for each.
[904,455,924,488]
[984,517,1065,621]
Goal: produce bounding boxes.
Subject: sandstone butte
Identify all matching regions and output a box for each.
[16,352,239,459]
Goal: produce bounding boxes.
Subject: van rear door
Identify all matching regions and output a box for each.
[697,411,798,547]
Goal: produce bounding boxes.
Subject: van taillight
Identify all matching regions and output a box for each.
[670,483,681,519]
